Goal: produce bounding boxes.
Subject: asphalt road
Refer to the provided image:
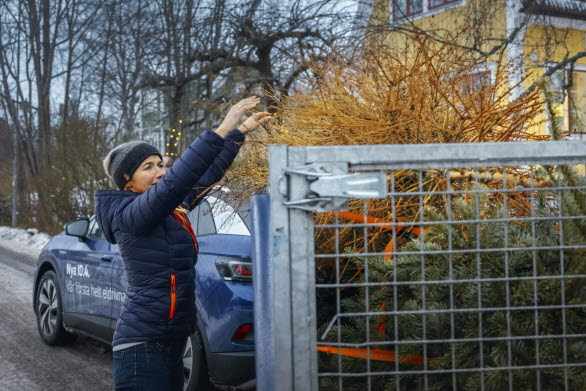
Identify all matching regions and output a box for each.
[0,244,243,391]
[0,244,113,391]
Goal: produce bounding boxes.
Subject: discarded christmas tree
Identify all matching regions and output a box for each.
[317,169,586,390]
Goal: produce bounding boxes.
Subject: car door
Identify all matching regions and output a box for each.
[192,196,255,357]
[194,197,251,306]
[192,200,218,305]
[62,217,115,342]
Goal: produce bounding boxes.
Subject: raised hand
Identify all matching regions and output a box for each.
[216,96,261,138]
[238,112,272,134]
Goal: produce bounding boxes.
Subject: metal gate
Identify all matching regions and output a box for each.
[255,141,586,391]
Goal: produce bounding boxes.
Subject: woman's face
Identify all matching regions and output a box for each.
[124,155,165,193]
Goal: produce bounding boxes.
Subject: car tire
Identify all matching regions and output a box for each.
[35,270,77,345]
[183,327,212,391]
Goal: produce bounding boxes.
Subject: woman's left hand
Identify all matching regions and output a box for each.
[216,96,261,137]
[238,112,272,134]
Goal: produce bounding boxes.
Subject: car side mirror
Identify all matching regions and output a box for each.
[65,219,89,240]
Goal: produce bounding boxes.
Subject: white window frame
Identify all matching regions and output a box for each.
[566,64,586,140]
[543,62,586,139]
[442,62,497,89]
[462,63,497,85]
[391,0,466,24]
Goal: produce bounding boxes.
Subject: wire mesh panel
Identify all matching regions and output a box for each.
[262,141,586,391]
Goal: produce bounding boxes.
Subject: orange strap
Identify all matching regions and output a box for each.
[334,211,422,235]
[173,209,198,252]
[317,345,431,364]
[333,211,425,261]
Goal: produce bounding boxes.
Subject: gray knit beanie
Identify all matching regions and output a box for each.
[103,141,162,190]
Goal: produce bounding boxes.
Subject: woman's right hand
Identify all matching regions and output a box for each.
[216,96,261,138]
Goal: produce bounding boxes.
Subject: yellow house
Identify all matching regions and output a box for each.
[364,0,586,139]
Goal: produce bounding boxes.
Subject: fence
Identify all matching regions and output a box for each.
[255,140,586,391]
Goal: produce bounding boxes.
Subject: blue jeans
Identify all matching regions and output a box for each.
[112,338,187,391]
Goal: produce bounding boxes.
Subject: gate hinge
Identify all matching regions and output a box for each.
[279,163,387,212]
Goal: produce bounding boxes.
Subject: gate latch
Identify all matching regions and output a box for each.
[279,163,387,212]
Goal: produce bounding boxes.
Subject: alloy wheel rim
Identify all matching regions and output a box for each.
[38,279,58,336]
[183,335,193,389]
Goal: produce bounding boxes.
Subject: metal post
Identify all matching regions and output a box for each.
[251,194,276,391]
[261,145,294,391]
[287,148,318,391]
[11,124,18,226]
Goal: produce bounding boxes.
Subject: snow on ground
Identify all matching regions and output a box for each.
[0,226,51,259]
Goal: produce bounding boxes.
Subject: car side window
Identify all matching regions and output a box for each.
[188,205,200,234]
[87,219,105,240]
[197,201,216,236]
[238,205,251,231]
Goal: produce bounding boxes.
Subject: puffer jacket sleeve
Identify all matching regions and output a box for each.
[182,129,245,210]
[117,130,226,235]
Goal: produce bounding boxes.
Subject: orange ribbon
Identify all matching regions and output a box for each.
[317,345,432,364]
[332,211,424,261]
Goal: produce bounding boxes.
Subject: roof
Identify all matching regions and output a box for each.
[521,0,586,21]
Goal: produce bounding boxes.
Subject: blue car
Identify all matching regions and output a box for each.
[33,193,263,390]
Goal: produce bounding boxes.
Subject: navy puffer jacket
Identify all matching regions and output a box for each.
[95,130,244,347]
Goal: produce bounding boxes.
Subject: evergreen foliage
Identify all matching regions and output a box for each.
[318,174,586,390]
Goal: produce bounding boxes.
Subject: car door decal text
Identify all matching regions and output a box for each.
[66,262,90,278]
[65,262,126,302]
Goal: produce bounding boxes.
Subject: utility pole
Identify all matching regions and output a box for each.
[11,125,18,226]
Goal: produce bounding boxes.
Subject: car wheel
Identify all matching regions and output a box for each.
[183,327,212,391]
[35,270,76,345]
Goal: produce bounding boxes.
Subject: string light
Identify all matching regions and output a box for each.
[165,123,183,157]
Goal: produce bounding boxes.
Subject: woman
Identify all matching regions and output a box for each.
[95,97,270,391]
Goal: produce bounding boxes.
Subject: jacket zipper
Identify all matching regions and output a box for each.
[169,274,176,319]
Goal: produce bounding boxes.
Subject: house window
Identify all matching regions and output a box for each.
[547,67,586,140]
[393,0,463,21]
[460,70,492,97]
[547,68,567,134]
[393,0,423,20]
[568,70,586,139]
[429,0,460,9]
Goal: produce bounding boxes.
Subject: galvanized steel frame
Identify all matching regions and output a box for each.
[261,140,586,391]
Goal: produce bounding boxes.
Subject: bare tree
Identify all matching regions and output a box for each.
[23,0,68,164]
[0,0,106,230]
[60,0,103,124]
[137,0,355,155]
[0,0,357,231]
